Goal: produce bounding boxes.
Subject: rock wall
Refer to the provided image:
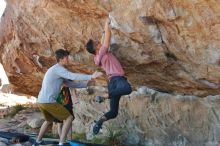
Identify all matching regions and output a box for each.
[72,87,220,146]
[1,1,220,145]
[1,0,220,96]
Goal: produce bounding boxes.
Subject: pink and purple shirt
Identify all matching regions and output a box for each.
[94,45,124,79]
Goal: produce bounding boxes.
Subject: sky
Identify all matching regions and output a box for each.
[0,0,6,18]
[0,0,8,87]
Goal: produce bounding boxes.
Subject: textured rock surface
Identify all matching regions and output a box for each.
[1,1,220,145]
[1,0,220,96]
[1,89,220,145]
[72,89,220,146]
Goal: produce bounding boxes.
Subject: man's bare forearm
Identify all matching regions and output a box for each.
[103,18,111,48]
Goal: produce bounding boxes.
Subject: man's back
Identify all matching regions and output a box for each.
[38,63,93,103]
[37,64,64,103]
[94,45,124,78]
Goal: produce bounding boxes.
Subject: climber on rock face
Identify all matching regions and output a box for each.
[85,18,132,135]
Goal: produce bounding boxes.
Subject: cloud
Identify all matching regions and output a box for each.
[0,0,6,18]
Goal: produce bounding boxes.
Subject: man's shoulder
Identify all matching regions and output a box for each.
[96,45,109,56]
[45,64,62,74]
[51,63,65,70]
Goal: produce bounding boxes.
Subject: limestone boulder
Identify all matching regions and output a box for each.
[1,0,220,96]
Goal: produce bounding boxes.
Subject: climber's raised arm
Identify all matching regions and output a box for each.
[102,18,111,48]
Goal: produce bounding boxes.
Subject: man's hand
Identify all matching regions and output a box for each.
[92,71,103,79]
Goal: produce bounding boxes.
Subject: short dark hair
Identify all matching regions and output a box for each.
[86,39,96,55]
[55,49,70,62]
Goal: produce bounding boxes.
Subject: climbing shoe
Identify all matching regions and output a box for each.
[95,96,104,103]
[93,121,102,135]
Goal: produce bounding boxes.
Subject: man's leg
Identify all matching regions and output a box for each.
[59,115,74,143]
[105,95,120,119]
[36,104,55,144]
[50,106,72,145]
[102,76,131,120]
[57,123,63,137]
[93,95,121,134]
[112,77,132,96]
[57,120,72,140]
[36,121,52,142]
[67,122,72,140]
[93,77,124,135]
[39,103,72,145]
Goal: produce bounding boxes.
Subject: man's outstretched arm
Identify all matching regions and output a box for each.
[63,79,88,88]
[94,18,111,65]
[102,18,111,48]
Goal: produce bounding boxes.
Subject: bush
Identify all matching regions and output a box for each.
[72,132,86,141]
[103,127,123,146]
[70,126,124,146]
[8,104,25,117]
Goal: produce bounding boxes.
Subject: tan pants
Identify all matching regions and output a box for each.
[38,103,71,122]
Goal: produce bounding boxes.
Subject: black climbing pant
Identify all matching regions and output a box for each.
[104,76,132,120]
